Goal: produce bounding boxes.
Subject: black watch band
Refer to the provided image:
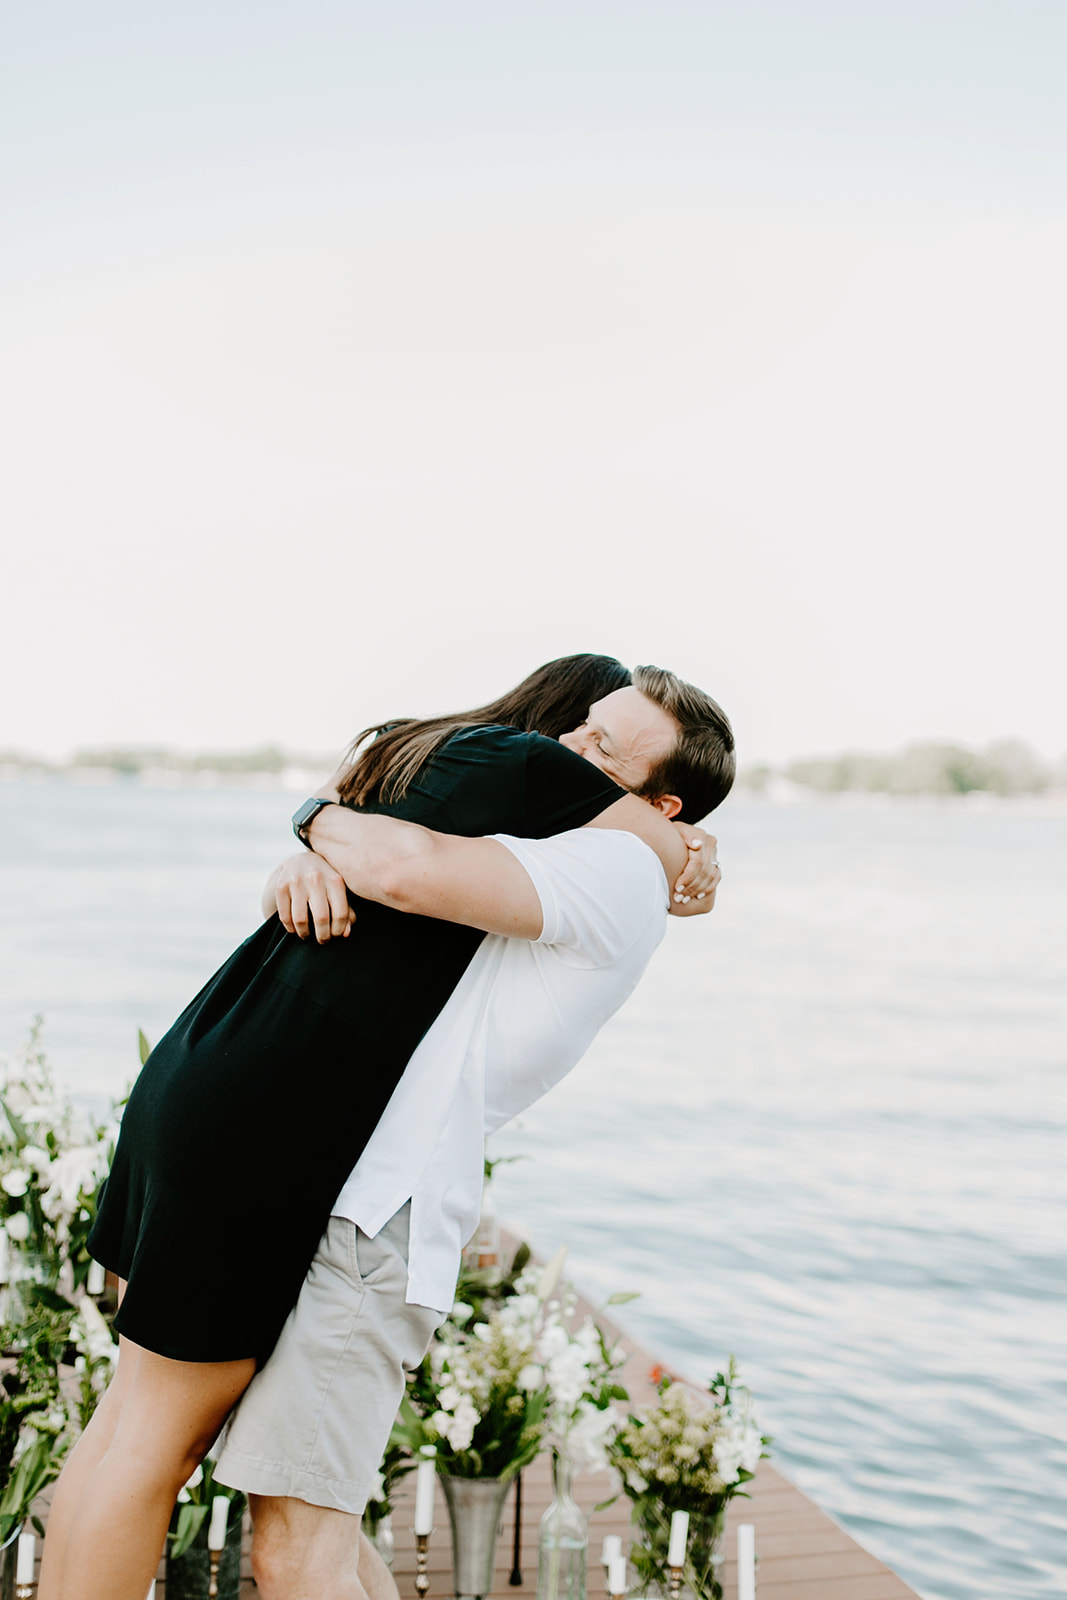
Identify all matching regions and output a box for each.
[291,797,336,848]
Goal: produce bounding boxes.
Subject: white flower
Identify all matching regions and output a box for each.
[451,1302,473,1325]
[2,1169,30,1197]
[565,1402,619,1472]
[40,1146,109,1222]
[518,1363,544,1392]
[5,1212,30,1242]
[437,1384,462,1413]
[18,1105,60,1130]
[538,1324,569,1362]
[73,1298,118,1367]
[471,1322,491,1343]
[21,1145,51,1173]
[433,1394,480,1452]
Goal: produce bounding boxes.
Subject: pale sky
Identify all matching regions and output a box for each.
[3,2,1065,766]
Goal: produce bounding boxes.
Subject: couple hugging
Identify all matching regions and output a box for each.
[40,652,735,1600]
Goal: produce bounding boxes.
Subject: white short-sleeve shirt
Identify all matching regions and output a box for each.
[332,827,669,1311]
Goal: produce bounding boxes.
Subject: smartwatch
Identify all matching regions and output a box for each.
[291,797,336,848]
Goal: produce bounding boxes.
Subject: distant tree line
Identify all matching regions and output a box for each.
[741,739,1062,797]
[0,744,330,778]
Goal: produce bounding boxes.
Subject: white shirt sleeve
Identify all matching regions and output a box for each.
[492,828,669,968]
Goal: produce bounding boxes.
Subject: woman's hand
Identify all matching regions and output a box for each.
[669,823,720,914]
[272,852,356,943]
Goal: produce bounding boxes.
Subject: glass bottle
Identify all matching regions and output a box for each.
[536,1450,588,1600]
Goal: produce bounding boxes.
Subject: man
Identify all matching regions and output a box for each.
[213,670,732,1600]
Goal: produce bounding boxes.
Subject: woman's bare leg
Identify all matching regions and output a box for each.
[37,1333,141,1600]
[47,1341,254,1600]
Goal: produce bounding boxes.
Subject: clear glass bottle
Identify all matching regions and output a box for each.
[536,1450,588,1600]
[369,1511,394,1570]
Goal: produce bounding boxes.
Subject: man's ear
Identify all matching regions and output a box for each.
[648,793,683,820]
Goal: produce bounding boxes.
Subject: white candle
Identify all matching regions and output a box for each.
[207,1495,229,1551]
[16,1531,35,1584]
[736,1523,756,1600]
[607,1554,628,1595]
[667,1510,689,1568]
[87,1259,106,1295]
[601,1535,622,1566]
[414,1444,437,1535]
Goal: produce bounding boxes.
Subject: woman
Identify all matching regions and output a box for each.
[40,653,718,1600]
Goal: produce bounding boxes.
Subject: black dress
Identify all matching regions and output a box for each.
[88,727,623,1363]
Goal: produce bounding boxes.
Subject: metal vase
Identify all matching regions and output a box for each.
[439,1473,512,1600]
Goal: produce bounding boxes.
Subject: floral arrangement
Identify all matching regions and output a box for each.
[403,1275,550,1479]
[397,1246,629,1483]
[529,1272,628,1473]
[610,1362,769,1600]
[0,1022,123,1541]
[0,1019,115,1296]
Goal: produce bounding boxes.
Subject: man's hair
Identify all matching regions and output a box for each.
[630,664,736,823]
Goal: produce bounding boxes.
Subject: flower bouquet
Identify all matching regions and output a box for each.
[0,1019,114,1317]
[609,1362,769,1600]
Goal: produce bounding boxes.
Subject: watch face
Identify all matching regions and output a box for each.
[292,797,326,831]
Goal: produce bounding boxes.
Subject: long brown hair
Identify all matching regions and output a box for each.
[337,653,632,806]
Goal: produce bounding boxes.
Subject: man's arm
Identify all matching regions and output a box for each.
[303,807,544,939]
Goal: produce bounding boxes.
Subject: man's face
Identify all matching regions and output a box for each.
[560,686,678,794]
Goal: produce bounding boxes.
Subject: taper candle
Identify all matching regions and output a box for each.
[607,1555,627,1595]
[16,1532,34,1584]
[414,1444,437,1535]
[667,1511,689,1569]
[737,1524,755,1600]
[207,1495,229,1551]
[601,1535,622,1566]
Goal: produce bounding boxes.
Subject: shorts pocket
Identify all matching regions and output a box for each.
[323,1216,363,1290]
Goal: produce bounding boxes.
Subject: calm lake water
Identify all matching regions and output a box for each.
[1,780,1064,1600]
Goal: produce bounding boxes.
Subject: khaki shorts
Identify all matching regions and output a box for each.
[214,1203,444,1515]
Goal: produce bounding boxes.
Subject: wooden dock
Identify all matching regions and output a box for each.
[25,1276,921,1598]
[215,1282,920,1599]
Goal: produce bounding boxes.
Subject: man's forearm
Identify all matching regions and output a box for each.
[307,807,435,906]
[306,805,543,937]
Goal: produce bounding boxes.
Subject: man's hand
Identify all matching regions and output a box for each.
[669,824,720,915]
[269,852,356,943]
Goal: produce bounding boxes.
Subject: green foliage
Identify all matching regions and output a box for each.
[167,1458,245,1559]
[0,1305,76,1541]
[0,1021,126,1534]
[772,737,1053,797]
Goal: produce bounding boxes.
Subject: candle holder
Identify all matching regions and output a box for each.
[667,1564,683,1600]
[415,1531,430,1598]
[207,1548,222,1599]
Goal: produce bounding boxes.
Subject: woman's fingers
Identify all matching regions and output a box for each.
[326,872,352,938]
[276,883,296,934]
[674,832,719,899]
[275,856,352,940]
[290,883,312,940]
